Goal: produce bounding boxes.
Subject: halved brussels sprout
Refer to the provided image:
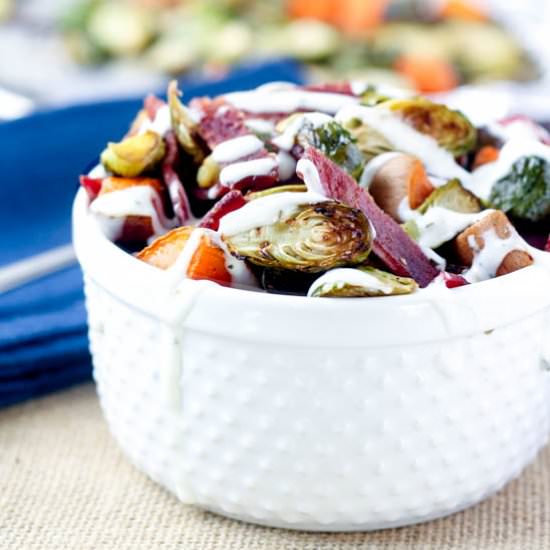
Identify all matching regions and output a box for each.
[246,184,307,201]
[360,85,393,107]
[223,201,372,273]
[417,179,481,214]
[341,118,394,162]
[379,97,477,156]
[197,154,221,189]
[100,130,165,177]
[308,267,418,298]
[488,156,550,222]
[168,81,205,163]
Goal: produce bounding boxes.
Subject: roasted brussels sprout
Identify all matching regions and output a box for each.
[488,156,550,222]
[246,184,307,200]
[168,81,206,163]
[223,201,372,273]
[100,130,165,177]
[197,154,221,188]
[380,97,477,156]
[341,118,394,162]
[417,179,481,214]
[360,85,393,107]
[308,267,418,297]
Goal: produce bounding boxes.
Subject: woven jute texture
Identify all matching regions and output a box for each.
[1,384,549,550]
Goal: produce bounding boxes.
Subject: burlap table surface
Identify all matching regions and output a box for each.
[1,384,549,550]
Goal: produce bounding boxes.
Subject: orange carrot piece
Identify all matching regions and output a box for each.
[137,227,232,285]
[394,55,459,93]
[472,145,500,169]
[332,0,388,34]
[99,176,165,196]
[408,160,435,209]
[187,234,232,285]
[137,226,193,269]
[287,0,333,21]
[439,0,488,22]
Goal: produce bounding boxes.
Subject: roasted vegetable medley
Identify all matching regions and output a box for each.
[61,0,538,92]
[81,80,550,297]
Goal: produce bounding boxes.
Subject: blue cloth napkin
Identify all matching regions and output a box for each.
[0,59,305,408]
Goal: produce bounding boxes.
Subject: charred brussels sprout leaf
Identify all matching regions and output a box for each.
[309,267,418,297]
[223,201,372,273]
[100,130,165,177]
[489,156,550,222]
[380,97,477,156]
[311,121,365,181]
[168,81,205,163]
[418,179,481,214]
[246,184,307,201]
[360,85,393,107]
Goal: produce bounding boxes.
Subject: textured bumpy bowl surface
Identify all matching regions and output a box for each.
[73,189,550,531]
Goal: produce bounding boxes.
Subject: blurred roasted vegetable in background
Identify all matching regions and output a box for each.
[223,200,373,272]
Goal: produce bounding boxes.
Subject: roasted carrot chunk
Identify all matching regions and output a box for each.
[472,146,500,170]
[137,227,232,284]
[394,55,459,93]
[439,0,488,21]
[99,176,165,196]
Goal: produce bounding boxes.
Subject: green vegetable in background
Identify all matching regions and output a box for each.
[341,117,394,162]
[417,179,481,214]
[380,97,477,156]
[101,130,165,177]
[223,201,373,272]
[309,266,418,297]
[489,156,550,222]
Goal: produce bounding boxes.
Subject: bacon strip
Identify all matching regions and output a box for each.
[302,147,439,287]
[191,97,278,197]
[163,131,192,223]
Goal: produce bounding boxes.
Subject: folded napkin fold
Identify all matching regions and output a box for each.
[0,59,304,408]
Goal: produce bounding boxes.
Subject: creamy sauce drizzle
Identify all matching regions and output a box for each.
[90,186,176,239]
[224,89,359,115]
[219,191,326,236]
[244,118,276,136]
[138,104,171,137]
[272,112,333,151]
[307,268,393,297]
[219,157,277,186]
[211,134,264,163]
[296,158,326,195]
[277,151,297,181]
[469,138,550,201]
[335,104,470,183]
[358,152,402,188]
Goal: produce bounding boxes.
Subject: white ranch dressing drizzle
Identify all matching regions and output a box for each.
[224,89,359,115]
[463,226,537,283]
[469,138,550,201]
[307,268,394,297]
[296,158,326,195]
[211,134,264,163]
[358,152,402,188]
[485,119,550,145]
[272,112,333,151]
[219,191,327,236]
[219,157,277,186]
[244,118,276,136]
[90,186,176,238]
[88,164,108,179]
[335,104,470,184]
[277,151,297,181]
[138,104,171,137]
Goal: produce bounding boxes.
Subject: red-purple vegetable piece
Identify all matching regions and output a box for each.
[163,131,192,223]
[198,190,246,231]
[302,147,439,287]
[80,175,103,200]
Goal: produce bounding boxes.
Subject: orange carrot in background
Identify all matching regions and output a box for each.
[439,0,488,22]
[472,145,500,169]
[394,54,459,93]
[287,0,333,22]
[331,0,388,35]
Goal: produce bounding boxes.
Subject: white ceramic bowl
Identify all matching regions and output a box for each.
[73,188,550,531]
